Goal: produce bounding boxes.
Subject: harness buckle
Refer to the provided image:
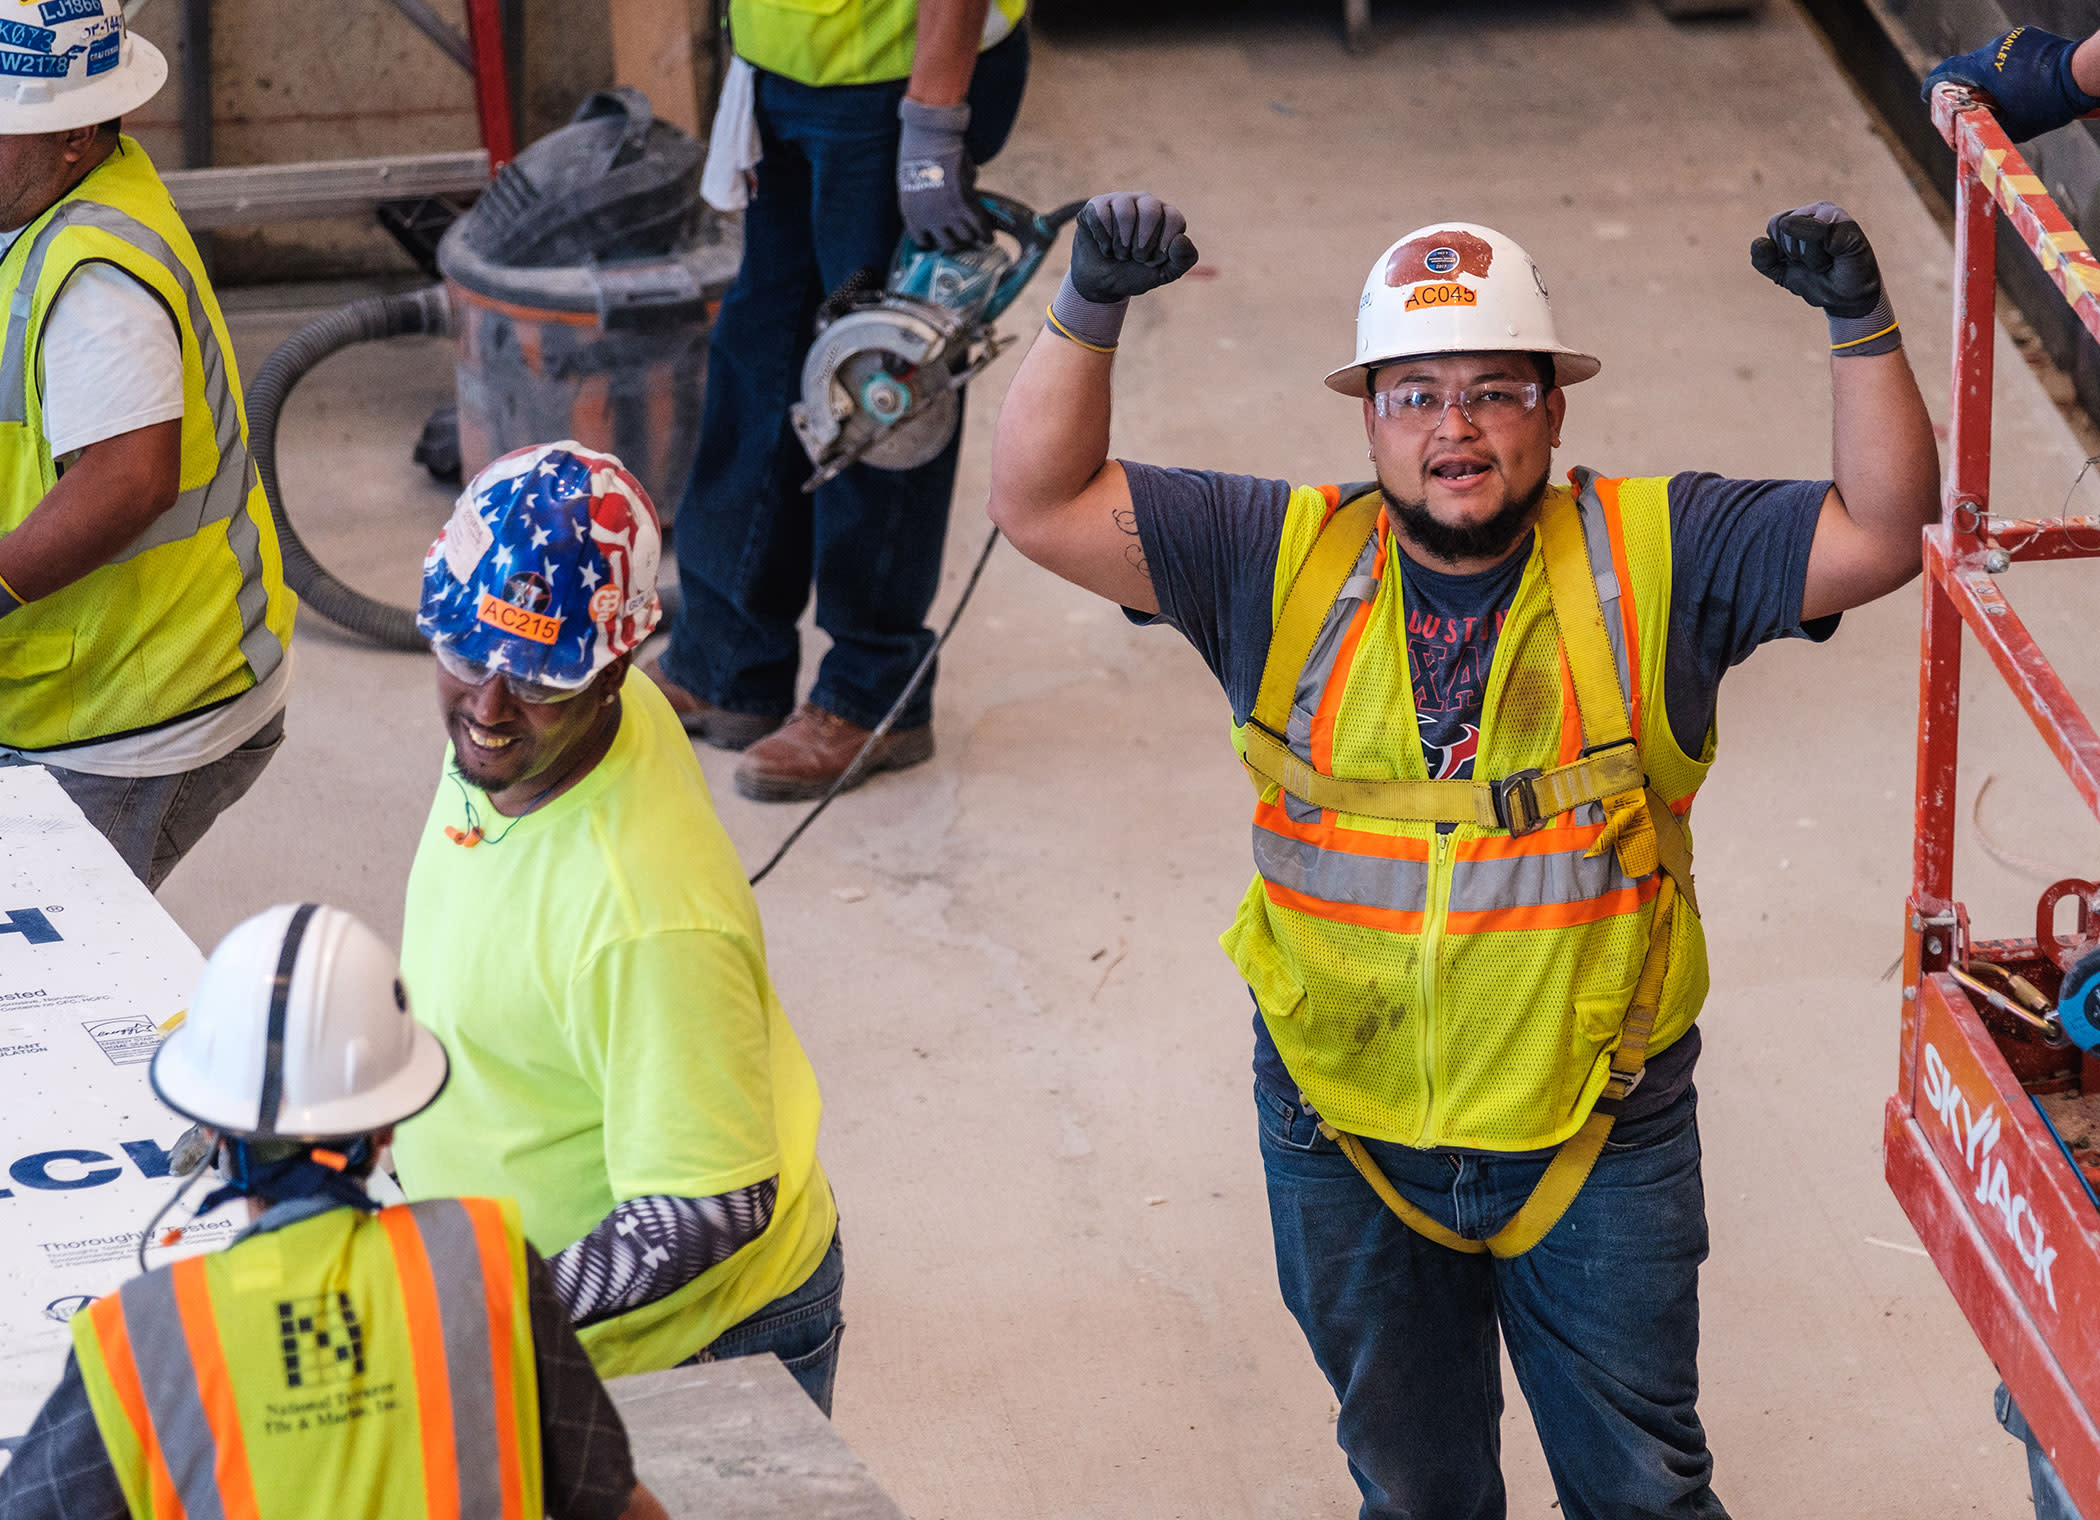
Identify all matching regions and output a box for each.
[1605,1065,1644,1100]
[1491,769,1546,836]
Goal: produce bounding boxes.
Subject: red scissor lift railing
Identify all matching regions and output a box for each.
[1890,85,2100,1513]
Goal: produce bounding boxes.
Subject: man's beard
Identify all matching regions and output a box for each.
[1378,464,1550,567]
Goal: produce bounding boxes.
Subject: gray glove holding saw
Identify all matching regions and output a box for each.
[1749,201,1901,357]
[897,98,985,251]
[1045,192,1201,353]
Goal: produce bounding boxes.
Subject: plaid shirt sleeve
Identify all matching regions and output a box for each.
[0,1351,129,1520]
[0,1251,637,1520]
[528,1243,641,1520]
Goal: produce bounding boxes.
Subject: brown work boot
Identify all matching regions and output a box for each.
[733,703,934,802]
[638,654,782,750]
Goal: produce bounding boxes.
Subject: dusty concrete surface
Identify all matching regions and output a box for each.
[161,1,2100,1513]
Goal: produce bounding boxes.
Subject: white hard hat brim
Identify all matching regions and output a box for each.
[0,34,168,136]
[1325,343,1602,397]
[150,1020,451,1143]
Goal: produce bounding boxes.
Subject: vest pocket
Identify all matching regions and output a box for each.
[1222,890,1307,1023]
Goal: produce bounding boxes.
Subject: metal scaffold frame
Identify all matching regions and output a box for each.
[1886,84,2100,1514]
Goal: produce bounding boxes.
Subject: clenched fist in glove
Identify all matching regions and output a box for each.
[1925,27,2100,143]
[1750,202,1901,357]
[1046,192,1200,352]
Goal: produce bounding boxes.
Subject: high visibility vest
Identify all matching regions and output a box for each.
[1224,470,1712,1154]
[729,0,1026,88]
[72,1199,543,1520]
[0,137,295,752]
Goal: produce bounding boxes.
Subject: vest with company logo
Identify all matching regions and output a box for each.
[71,1198,541,1520]
[0,138,295,752]
[1223,471,1712,1152]
[729,0,1025,87]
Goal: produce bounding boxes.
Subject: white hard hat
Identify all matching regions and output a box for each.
[1325,222,1600,397]
[0,0,167,136]
[152,904,449,1142]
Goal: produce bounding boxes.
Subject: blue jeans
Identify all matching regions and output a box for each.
[1999,1385,2086,1520]
[1258,1079,1726,1520]
[1,710,284,890]
[685,1229,844,1415]
[662,30,1029,731]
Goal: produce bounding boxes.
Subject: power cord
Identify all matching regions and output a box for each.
[747,525,1001,887]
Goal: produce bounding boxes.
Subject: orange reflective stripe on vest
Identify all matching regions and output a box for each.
[83,1293,187,1520]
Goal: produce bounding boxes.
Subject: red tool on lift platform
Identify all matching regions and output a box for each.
[1888,82,2100,1517]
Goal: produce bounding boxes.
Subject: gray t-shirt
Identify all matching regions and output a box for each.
[1121,463,1836,1130]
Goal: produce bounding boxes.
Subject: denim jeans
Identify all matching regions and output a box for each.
[1999,1385,2086,1520]
[662,28,1029,732]
[684,1229,844,1415]
[1,710,284,890]
[1258,1078,1726,1520]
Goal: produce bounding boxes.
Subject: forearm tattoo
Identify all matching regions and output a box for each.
[547,1180,778,1328]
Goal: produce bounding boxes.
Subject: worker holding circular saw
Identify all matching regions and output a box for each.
[985,194,1940,1515]
[0,902,669,1520]
[643,0,1028,802]
[0,0,296,890]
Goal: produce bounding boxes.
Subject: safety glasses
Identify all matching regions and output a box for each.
[1372,380,1543,431]
[431,639,587,705]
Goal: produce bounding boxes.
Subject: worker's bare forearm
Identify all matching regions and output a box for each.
[987,328,1154,610]
[619,1482,672,1520]
[2076,31,2100,97]
[993,327,1114,516]
[0,420,181,606]
[907,0,992,105]
[1805,347,1941,619]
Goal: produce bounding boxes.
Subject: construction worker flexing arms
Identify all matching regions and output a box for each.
[0,904,669,1520]
[0,0,295,889]
[987,195,1940,1517]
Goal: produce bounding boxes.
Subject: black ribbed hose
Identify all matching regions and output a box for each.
[245,285,451,651]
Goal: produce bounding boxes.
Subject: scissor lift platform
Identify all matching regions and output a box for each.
[1887,84,2100,1516]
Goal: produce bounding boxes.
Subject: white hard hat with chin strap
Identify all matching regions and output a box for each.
[152,904,449,1144]
[0,0,166,135]
[1325,222,1600,398]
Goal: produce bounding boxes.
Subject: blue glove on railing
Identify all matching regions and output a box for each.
[1924,26,2100,142]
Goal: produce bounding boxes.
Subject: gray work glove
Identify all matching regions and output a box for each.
[1044,192,1201,352]
[897,98,984,252]
[1750,201,1900,356]
[1749,202,1882,319]
[1069,192,1200,303]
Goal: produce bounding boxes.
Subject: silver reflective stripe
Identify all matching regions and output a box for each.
[408,1199,508,1520]
[0,198,282,684]
[1446,844,1636,915]
[1288,530,1383,748]
[1569,469,1633,711]
[1255,822,1427,912]
[118,1271,232,1520]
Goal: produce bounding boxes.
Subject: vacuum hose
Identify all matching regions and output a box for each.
[245,285,452,652]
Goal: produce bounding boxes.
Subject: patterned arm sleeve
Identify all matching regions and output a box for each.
[546,1181,778,1329]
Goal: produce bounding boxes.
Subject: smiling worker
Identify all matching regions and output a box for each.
[985,194,1940,1516]
[391,442,843,1408]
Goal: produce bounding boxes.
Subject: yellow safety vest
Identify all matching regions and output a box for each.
[729,0,1026,88]
[0,137,295,752]
[72,1199,542,1520]
[1227,471,1710,1194]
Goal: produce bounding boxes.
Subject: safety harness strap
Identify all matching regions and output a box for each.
[1317,876,1679,1258]
[1249,488,1383,737]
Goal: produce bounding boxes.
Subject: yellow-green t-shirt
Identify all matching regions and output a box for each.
[393,675,836,1377]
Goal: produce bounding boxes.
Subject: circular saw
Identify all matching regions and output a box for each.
[791,192,1081,492]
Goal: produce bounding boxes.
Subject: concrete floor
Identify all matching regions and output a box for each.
[166,1,2100,1514]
